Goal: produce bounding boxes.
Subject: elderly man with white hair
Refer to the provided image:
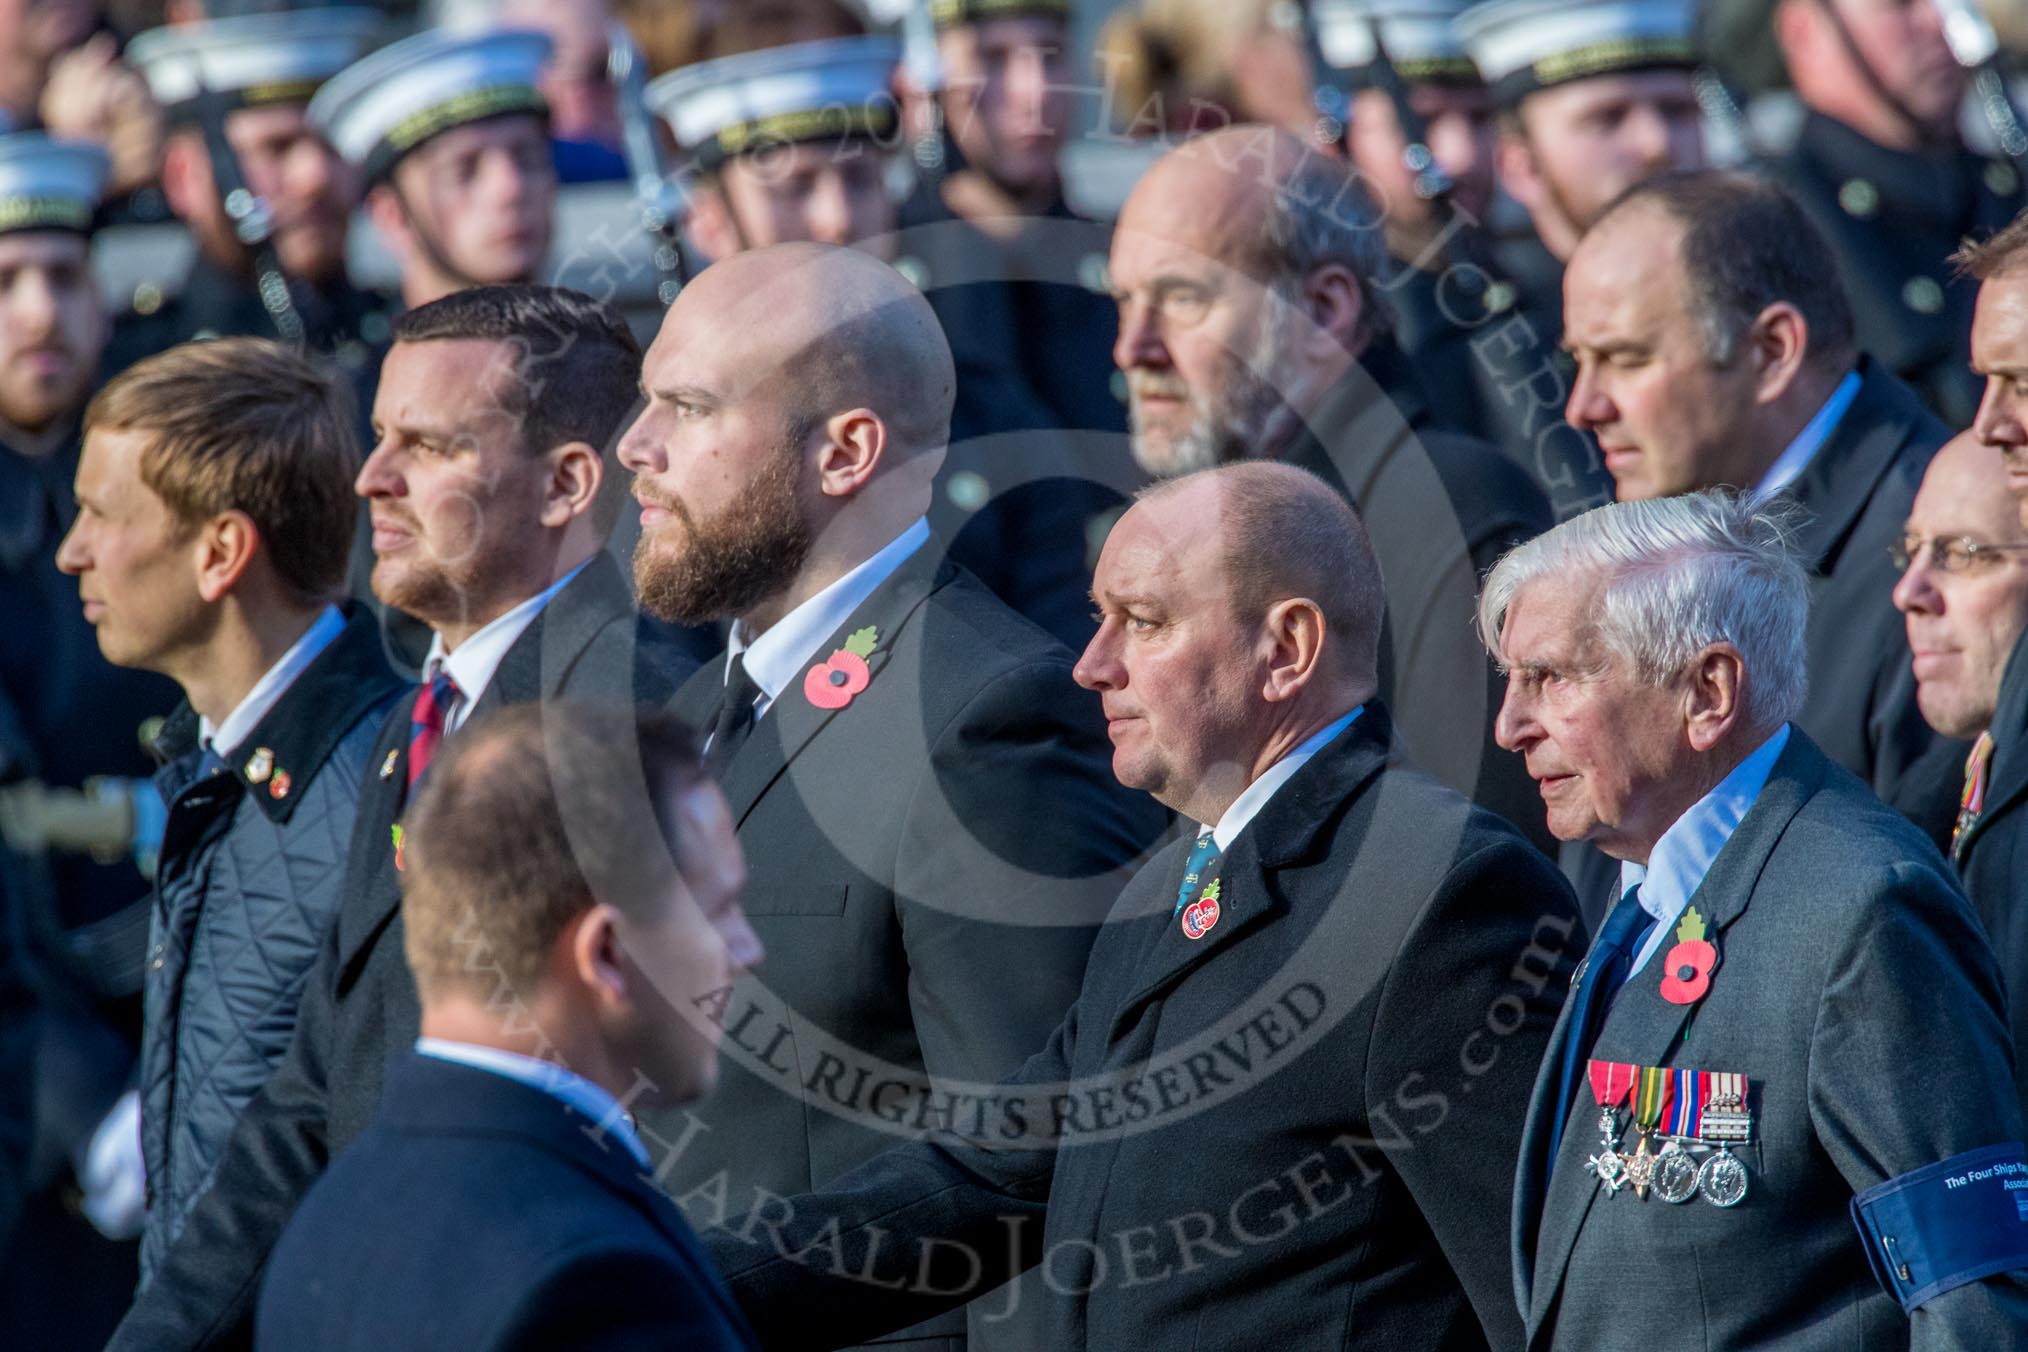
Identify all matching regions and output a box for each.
[1489,491,2028,1351]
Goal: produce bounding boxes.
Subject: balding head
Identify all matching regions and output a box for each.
[676,243,956,458]
[1110,126,1387,474]
[618,243,957,629]
[1076,461,1381,824]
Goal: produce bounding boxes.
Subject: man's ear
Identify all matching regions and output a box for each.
[1683,643,1747,752]
[539,440,603,527]
[364,181,414,261]
[815,408,885,499]
[685,186,740,265]
[1745,302,1811,407]
[1299,263,1364,355]
[192,510,261,604]
[1259,596,1327,704]
[569,903,630,1013]
[159,132,210,223]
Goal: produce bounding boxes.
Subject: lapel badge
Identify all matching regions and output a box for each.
[244,746,275,784]
[391,822,406,872]
[1180,880,1222,941]
[1659,906,1716,1006]
[269,769,292,800]
[378,748,399,780]
[804,625,878,711]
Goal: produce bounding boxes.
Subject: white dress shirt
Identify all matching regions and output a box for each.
[1753,369,1862,501]
[414,1037,650,1168]
[420,562,586,734]
[1197,707,1364,852]
[200,604,346,754]
[1619,724,1791,977]
[720,516,930,722]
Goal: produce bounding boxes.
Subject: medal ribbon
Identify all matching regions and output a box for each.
[1708,1070,1746,1108]
[1587,1059,1636,1107]
[1664,1067,1705,1137]
[1631,1064,1674,1133]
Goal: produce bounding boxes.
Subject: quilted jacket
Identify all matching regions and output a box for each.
[136,606,401,1280]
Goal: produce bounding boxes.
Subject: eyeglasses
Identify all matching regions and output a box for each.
[1889,534,2028,573]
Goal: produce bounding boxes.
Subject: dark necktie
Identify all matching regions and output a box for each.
[1544,887,1657,1179]
[407,671,462,794]
[704,655,762,775]
[1174,828,1221,915]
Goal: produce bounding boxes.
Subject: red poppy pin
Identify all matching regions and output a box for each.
[805,626,879,711]
[391,822,407,873]
[1181,880,1222,941]
[1659,906,1717,1005]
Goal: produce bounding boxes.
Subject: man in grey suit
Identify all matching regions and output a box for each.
[618,242,1167,1349]
[1555,167,1963,921]
[1487,490,2028,1349]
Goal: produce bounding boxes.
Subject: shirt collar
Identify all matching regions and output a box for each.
[414,1037,650,1169]
[1754,369,1862,500]
[727,517,929,706]
[1619,723,1791,976]
[201,604,347,755]
[422,561,587,710]
[1199,707,1363,853]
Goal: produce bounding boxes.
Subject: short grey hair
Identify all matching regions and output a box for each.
[1257,145,1392,341]
[1476,491,1810,731]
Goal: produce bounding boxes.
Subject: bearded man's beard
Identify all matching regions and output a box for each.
[633,444,813,625]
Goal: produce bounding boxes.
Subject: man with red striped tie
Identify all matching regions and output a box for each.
[107,284,704,1352]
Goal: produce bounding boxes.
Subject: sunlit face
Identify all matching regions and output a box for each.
[1798,0,1966,136]
[1109,195,1297,477]
[706,140,895,258]
[1346,82,1496,242]
[1892,434,2028,739]
[1504,70,1704,257]
[617,778,759,1105]
[1492,574,1697,860]
[616,284,814,625]
[936,15,1075,196]
[177,105,359,284]
[1074,485,1272,821]
[55,426,208,673]
[358,339,557,636]
[1970,270,2028,512]
[0,231,106,435]
[385,115,556,288]
[1562,204,1763,499]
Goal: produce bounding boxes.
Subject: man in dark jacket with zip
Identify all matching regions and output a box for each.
[104,286,704,1351]
[55,337,403,1283]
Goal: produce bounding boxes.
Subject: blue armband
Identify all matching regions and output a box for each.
[1850,1142,2028,1312]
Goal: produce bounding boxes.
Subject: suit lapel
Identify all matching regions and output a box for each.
[1779,360,1920,574]
[1525,732,1827,1335]
[715,550,946,828]
[336,699,418,976]
[1103,712,1393,1045]
[1962,630,2028,858]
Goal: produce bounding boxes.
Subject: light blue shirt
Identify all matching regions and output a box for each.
[414,1037,650,1168]
[1619,724,1791,977]
[201,604,346,754]
[725,516,929,722]
[1198,707,1363,852]
[1754,370,1862,500]
[421,560,587,735]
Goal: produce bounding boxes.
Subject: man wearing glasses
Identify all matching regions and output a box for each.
[1891,431,2028,1125]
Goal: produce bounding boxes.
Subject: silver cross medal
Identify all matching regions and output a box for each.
[1587,1108,1627,1195]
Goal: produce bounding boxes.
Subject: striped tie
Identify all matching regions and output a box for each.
[1953,730,1997,861]
[1175,828,1220,915]
[407,671,462,793]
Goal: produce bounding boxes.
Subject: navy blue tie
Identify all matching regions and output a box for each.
[1544,888,1657,1178]
[1175,829,1220,915]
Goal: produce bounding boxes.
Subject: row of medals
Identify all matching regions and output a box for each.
[1588,1094,1751,1207]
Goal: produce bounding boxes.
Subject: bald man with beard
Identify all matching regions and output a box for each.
[1108,124,1556,854]
[618,242,1167,1350]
